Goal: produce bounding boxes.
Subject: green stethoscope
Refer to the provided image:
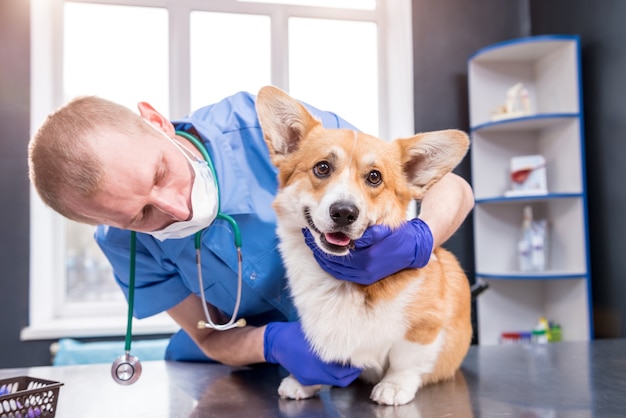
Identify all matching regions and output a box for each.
[111,130,246,386]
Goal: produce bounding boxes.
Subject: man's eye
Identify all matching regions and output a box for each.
[132,205,152,227]
[366,170,382,186]
[142,206,152,219]
[313,161,332,178]
[155,164,167,187]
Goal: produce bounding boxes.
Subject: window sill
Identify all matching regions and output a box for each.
[20,313,178,341]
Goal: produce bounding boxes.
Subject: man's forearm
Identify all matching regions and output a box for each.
[196,325,267,366]
[417,172,474,248]
[167,294,267,366]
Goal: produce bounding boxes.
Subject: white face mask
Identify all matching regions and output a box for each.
[145,124,219,241]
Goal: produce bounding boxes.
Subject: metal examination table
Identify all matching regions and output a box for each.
[1,339,625,417]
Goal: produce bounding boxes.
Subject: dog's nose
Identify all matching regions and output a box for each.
[329,201,359,227]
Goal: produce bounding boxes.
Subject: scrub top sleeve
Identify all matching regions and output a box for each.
[328,111,359,130]
[94,226,191,319]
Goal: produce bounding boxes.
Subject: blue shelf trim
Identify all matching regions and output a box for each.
[468,34,580,62]
[573,34,594,340]
[476,272,588,280]
[471,112,580,132]
[476,193,583,205]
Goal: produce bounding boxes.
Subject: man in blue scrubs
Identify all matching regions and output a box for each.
[28,91,474,388]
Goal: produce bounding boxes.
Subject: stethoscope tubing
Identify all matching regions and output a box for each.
[111,231,142,385]
[112,130,245,385]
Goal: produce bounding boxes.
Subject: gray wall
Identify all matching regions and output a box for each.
[412,0,531,272]
[529,0,626,338]
[1,0,625,368]
[0,0,53,367]
[412,0,531,343]
[413,0,626,341]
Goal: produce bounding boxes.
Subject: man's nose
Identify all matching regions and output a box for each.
[152,188,191,221]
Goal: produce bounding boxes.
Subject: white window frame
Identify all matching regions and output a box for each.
[23,0,414,340]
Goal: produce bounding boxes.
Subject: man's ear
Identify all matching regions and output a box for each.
[137,102,175,136]
[256,86,320,166]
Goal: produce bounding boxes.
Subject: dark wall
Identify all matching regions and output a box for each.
[412,0,626,340]
[530,0,626,338]
[412,0,530,273]
[0,0,53,367]
[412,0,530,345]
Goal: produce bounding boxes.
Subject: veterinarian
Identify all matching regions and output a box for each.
[28,91,474,388]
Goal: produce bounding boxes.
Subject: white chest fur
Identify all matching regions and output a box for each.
[278,229,424,371]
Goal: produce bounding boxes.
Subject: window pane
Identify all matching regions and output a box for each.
[63,3,169,305]
[63,3,169,113]
[66,223,123,303]
[289,18,379,135]
[190,12,271,109]
[238,0,376,10]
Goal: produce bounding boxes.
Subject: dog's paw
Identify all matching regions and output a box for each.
[277,375,321,400]
[370,381,416,406]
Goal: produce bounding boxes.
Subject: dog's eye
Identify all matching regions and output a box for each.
[313,161,331,178]
[367,170,382,186]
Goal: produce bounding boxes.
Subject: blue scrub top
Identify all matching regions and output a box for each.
[95,91,357,361]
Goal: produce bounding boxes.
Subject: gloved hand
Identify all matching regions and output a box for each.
[263,321,361,387]
[303,218,433,285]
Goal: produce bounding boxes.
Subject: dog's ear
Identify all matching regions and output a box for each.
[256,86,320,166]
[396,129,470,198]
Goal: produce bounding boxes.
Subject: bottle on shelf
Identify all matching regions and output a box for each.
[517,205,548,272]
[530,219,548,271]
[518,205,534,271]
[532,316,550,344]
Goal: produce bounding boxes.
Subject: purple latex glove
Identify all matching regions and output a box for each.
[302,218,433,285]
[264,321,361,387]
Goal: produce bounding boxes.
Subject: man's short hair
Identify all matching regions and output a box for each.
[28,96,147,223]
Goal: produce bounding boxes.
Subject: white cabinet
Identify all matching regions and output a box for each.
[468,35,592,345]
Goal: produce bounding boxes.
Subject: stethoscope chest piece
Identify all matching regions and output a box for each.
[111,352,142,386]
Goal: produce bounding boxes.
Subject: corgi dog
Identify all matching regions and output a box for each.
[255,86,472,406]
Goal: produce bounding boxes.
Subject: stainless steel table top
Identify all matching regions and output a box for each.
[1,339,625,417]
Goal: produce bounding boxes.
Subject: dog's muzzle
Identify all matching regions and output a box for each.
[304,206,356,253]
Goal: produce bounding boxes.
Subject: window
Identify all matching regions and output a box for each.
[189,11,272,108]
[288,17,379,134]
[25,0,414,340]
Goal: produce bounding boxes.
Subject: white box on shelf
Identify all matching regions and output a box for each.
[505,154,547,197]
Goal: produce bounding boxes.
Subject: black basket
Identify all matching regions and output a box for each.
[0,376,63,418]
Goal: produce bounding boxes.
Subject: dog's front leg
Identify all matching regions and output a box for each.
[370,338,440,406]
[278,375,322,400]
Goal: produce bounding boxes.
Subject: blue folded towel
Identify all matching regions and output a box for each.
[52,337,169,366]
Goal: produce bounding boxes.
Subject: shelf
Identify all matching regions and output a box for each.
[474,199,587,274]
[471,112,580,133]
[468,35,591,345]
[469,34,581,63]
[477,279,591,345]
[468,34,581,128]
[471,118,584,199]
[476,192,583,205]
[476,272,587,280]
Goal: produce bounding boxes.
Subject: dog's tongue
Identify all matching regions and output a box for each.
[324,232,351,247]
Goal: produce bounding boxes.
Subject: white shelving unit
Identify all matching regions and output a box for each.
[468,35,593,345]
